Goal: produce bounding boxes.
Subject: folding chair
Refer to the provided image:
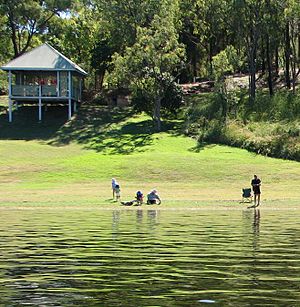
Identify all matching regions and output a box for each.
[241,188,252,203]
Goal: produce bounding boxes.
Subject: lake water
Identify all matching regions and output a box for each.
[0,207,300,306]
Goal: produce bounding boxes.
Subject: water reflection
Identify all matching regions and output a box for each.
[112,210,120,239]
[136,208,143,224]
[147,209,159,229]
[253,209,260,236]
[0,208,300,306]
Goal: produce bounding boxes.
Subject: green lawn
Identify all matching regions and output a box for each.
[0,105,299,207]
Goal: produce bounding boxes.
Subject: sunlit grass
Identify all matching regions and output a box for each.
[0,106,299,206]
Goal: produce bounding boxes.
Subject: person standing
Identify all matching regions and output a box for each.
[251,175,261,207]
[115,184,121,201]
[111,178,118,199]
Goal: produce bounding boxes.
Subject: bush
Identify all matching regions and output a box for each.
[222,120,300,161]
[0,71,8,95]
[184,88,300,160]
[131,81,184,118]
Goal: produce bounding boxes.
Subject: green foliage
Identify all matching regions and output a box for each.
[0,71,7,94]
[160,82,184,117]
[243,90,300,121]
[185,93,222,122]
[211,46,242,118]
[0,0,73,56]
[131,80,184,117]
[212,46,240,81]
[109,0,185,129]
[185,90,300,161]
[0,14,12,62]
[91,38,116,72]
[223,120,300,160]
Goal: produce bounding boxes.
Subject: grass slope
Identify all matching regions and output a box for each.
[0,105,299,206]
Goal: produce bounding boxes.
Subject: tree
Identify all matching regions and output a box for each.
[0,0,72,58]
[233,0,263,104]
[91,0,162,89]
[212,45,240,119]
[285,0,300,93]
[0,12,12,62]
[46,4,99,88]
[109,0,185,131]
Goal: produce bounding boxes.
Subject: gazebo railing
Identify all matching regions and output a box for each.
[12,85,39,97]
[11,85,60,97]
[11,84,80,100]
[42,85,57,97]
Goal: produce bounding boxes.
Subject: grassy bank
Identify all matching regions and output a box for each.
[0,105,299,207]
[185,91,300,161]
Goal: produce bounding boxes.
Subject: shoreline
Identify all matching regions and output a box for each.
[0,198,298,210]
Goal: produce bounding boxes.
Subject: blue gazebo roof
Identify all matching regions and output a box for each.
[1,43,87,76]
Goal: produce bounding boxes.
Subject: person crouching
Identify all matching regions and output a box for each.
[136,190,144,205]
[147,189,161,205]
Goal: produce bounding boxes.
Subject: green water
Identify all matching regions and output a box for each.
[0,208,300,306]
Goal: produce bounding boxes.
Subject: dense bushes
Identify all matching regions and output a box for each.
[222,121,300,161]
[184,90,300,161]
[131,82,184,118]
[0,71,7,95]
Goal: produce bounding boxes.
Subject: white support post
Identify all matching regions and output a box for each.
[68,71,72,120]
[38,85,42,122]
[74,101,77,113]
[8,70,12,122]
[68,99,72,120]
[57,71,60,97]
[8,99,12,122]
[79,78,82,102]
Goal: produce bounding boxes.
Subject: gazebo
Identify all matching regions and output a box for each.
[1,43,87,122]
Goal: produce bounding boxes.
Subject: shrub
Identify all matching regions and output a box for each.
[131,82,184,118]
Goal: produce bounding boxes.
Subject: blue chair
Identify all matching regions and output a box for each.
[242,188,252,203]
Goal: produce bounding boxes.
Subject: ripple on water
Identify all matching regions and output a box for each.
[0,208,300,306]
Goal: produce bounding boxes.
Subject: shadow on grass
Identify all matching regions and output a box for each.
[188,142,217,152]
[0,105,185,154]
[50,108,185,154]
[0,105,69,140]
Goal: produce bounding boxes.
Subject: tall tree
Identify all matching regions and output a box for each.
[261,0,283,96]
[46,4,99,86]
[285,0,300,93]
[232,0,263,103]
[110,0,185,130]
[0,12,11,62]
[0,0,72,58]
[91,0,162,87]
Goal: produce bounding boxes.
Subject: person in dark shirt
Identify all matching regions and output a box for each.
[251,175,261,207]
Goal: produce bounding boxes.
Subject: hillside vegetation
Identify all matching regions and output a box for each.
[184,88,300,161]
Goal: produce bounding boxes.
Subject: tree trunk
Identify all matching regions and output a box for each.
[220,77,228,119]
[285,22,291,89]
[275,46,279,77]
[192,49,198,81]
[209,40,213,75]
[96,68,105,90]
[290,22,298,94]
[261,41,266,74]
[153,96,162,131]
[298,22,300,63]
[266,35,273,96]
[249,43,257,103]
[248,17,259,104]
